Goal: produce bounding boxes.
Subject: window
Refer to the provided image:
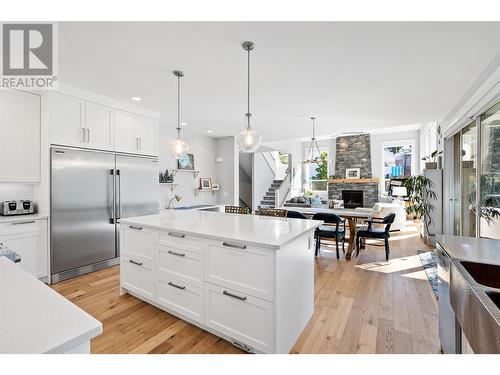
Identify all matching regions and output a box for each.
[305,147,328,192]
[381,141,415,193]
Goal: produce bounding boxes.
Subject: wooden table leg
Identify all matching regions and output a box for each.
[345,217,357,259]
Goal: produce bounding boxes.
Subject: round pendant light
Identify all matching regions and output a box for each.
[237,41,262,153]
[168,70,189,159]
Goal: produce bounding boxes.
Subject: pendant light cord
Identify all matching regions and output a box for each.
[177,74,181,138]
[246,47,251,129]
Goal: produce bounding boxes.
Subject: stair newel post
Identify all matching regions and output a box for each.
[275,189,280,208]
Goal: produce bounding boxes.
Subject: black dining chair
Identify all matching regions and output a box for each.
[287,210,309,219]
[311,213,346,259]
[355,212,396,261]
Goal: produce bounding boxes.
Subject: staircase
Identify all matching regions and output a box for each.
[259,180,283,208]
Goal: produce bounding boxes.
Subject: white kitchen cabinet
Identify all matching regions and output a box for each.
[115,110,157,156]
[84,101,113,150]
[49,92,85,148]
[0,90,41,183]
[134,116,156,155]
[0,218,48,280]
[114,110,136,153]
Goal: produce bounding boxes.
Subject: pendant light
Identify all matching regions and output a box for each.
[302,117,328,164]
[168,70,189,159]
[236,41,262,153]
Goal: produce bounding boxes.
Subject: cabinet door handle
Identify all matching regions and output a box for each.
[167,250,186,257]
[139,137,142,150]
[168,281,186,290]
[136,137,140,150]
[223,290,247,301]
[222,242,246,250]
[81,128,86,142]
[86,128,90,143]
[129,225,143,230]
[11,220,36,225]
[168,232,185,238]
[129,259,143,266]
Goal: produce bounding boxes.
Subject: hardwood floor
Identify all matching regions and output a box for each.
[51,221,440,354]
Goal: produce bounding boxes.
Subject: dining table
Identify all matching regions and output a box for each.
[279,206,373,259]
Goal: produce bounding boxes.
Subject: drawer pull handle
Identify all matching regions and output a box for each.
[167,250,186,257]
[129,259,143,266]
[168,232,185,238]
[168,281,186,290]
[223,290,247,301]
[11,221,36,225]
[222,242,246,250]
[129,225,143,230]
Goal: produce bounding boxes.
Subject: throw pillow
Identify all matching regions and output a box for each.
[311,196,322,205]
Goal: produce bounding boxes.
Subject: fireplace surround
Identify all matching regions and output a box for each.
[342,190,364,209]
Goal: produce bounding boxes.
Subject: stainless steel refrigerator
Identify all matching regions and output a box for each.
[50,147,159,283]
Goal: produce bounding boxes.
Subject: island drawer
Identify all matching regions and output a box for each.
[0,219,43,235]
[204,282,274,353]
[121,225,156,257]
[158,244,204,287]
[205,241,274,301]
[157,274,204,324]
[158,231,203,251]
[121,253,154,300]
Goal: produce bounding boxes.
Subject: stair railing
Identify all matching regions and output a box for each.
[274,167,292,208]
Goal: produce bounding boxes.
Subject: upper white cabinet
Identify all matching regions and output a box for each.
[115,110,136,153]
[0,90,41,183]
[48,92,85,147]
[115,110,157,156]
[85,101,113,150]
[49,92,158,156]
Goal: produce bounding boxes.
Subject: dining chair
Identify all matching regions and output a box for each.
[286,210,309,219]
[311,212,346,260]
[257,208,288,217]
[355,212,396,261]
[225,205,248,214]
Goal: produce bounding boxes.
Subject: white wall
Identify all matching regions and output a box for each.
[0,184,34,202]
[215,136,239,205]
[158,123,218,208]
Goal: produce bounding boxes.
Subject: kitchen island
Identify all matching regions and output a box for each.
[0,257,102,353]
[119,210,322,353]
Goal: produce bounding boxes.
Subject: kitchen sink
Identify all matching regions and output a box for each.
[486,291,500,309]
[459,261,500,289]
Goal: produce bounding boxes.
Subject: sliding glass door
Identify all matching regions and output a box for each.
[479,101,500,239]
[461,122,477,237]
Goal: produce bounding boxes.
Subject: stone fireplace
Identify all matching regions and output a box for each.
[328,134,379,208]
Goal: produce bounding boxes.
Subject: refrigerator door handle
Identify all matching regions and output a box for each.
[110,169,116,224]
[116,169,122,219]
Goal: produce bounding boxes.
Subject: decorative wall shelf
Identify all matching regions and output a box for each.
[159,182,178,192]
[194,188,219,196]
[171,169,200,177]
[328,178,380,184]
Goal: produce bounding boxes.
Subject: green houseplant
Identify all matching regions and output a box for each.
[404,175,438,240]
[421,150,443,169]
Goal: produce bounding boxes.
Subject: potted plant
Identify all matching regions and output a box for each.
[421,150,443,169]
[404,175,438,243]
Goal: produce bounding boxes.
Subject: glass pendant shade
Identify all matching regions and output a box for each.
[237,127,262,153]
[168,137,189,159]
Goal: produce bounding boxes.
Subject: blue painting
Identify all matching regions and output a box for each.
[177,153,194,170]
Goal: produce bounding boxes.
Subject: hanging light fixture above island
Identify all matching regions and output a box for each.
[236,41,262,153]
[168,70,189,159]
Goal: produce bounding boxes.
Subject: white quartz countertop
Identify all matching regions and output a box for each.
[436,234,500,265]
[0,214,48,223]
[120,210,322,249]
[0,257,102,353]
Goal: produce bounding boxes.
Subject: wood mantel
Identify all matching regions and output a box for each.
[328,178,380,184]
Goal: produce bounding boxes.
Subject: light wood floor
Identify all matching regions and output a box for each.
[51,221,440,354]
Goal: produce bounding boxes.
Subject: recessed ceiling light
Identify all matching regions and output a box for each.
[131,96,142,101]
[181,122,188,126]
[207,130,214,133]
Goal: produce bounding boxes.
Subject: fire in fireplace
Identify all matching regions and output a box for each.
[342,190,364,208]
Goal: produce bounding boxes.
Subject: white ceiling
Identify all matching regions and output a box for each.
[59,22,500,141]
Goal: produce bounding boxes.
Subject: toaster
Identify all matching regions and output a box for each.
[0,200,35,216]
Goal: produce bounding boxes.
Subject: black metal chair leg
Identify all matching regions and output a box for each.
[384,238,389,261]
[356,236,360,257]
[315,234,320,257]
[335,238,340,260]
